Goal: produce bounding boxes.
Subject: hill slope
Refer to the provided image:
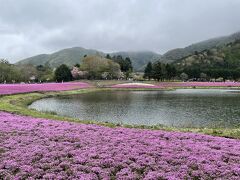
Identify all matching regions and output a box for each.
[17,31,240,70]
[174,40,240,70]
[17,54,50,66]
[161,31,240,61]
[17,48,162,71]
[17,47,104,68]
[110,51,162,71]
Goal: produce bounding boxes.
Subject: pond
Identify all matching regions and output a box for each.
[29,89,240,128]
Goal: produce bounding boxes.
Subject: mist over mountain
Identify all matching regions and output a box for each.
[110,51,162,71]
[17,31,240,71]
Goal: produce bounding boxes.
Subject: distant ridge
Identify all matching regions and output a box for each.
[17,47,104,68]
[110,51,162,71]
[161,31,240,61]
[17,31,240,71]
[17,47,162,71]
[173,39,240,69]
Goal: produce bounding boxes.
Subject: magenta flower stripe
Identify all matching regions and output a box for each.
[0,82,91,95]
[0,112,239,179]
[159,81,240,87]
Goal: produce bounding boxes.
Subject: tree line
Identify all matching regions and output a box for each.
[0,54,134,83]
[2,55,240,83]
[0,59,53,83]
[54,54,133,82]
[180,67,240,81]
[144,62,177,81]
[144,60,240,82]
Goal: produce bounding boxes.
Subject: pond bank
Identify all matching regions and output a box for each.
[29,89,240,129]
[0,88,240,139]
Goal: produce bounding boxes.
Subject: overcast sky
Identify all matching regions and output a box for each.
[1,0,240,63]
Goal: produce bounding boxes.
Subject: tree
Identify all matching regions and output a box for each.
[108,60,121,79]
[81,56,107,79]
[18,64,38,82]
[105,54,112,60]
[80,55,121,80]
[74,64,80,68]
[36,64,53,82]
[71,66,80,79]
[166,64,177,80]
[112,56,133,72]
[0,60,24,83]
[112,55,124,71]
[200,72,207,81]
[55,64,73,82]
[152,62,163,81]
[180,72,188,81]
[125,57,133,72]
[144,62,153,80]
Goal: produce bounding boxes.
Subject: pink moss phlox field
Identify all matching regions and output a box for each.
[159,81,240,88]
[0,82,91,95]
[0,112,240,179]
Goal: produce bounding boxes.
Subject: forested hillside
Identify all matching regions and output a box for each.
[161,32,240,61]
[174,40,240,80]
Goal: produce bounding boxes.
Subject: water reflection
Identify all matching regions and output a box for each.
[29,89,240,128]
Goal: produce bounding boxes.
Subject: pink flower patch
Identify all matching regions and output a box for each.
[0,82,91,95]
[0,112,239,179]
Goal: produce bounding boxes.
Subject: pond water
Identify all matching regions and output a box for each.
[29,89,240,128]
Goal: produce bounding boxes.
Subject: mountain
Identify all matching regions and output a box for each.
[110,51,162,71]
[17,48,162,71]
[16,31,240,71]
[174,39,240,70]
[17,54,50,67]
[161,31,240,61]
[17,47,104,68]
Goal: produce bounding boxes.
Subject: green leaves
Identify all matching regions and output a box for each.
[55,64,73,82]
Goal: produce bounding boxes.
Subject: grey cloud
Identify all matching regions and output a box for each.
[0,0,240,63]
